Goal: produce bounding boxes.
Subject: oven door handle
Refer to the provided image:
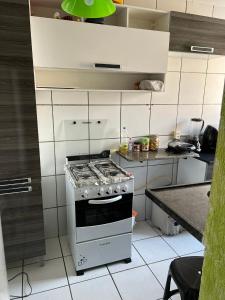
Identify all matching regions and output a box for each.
[88,195,122,205]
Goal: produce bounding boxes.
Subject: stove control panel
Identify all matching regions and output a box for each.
[75,181,134,201]
[98,187,105,196]
[106,186,113,195]
[82,190,89,199]
[114,185,121,194]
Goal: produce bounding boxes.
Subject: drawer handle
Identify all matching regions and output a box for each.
[94,63,121,69]
[191,46,214,54]
[0,186,32,196]
[0,177,31,188]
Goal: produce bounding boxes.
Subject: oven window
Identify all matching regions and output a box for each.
[76,193,133,227]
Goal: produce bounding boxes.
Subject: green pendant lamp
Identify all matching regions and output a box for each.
[61,0,116,18]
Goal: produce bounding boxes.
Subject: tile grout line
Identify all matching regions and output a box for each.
[201,57,210,119]
[120,92,122,144]
[106,265,123,300]
[160,235,181,257]
[175,57,183,133]
[50,90,60,237]
[131,242,166,292]
[87,91,91,158]
[58,237,74,300]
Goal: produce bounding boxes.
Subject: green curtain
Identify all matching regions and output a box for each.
[199,89,225,299]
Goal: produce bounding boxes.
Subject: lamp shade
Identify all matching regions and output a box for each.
[61,0,116,18]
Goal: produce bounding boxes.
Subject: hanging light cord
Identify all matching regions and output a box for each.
[8,271,32,300]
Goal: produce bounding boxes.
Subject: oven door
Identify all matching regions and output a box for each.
[75,193,133,243]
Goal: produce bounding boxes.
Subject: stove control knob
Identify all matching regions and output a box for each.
[98,187,104,196]
[114,185,121,194]
[106,186,113,195]
[122,185,128,193]
[82,190,89,199]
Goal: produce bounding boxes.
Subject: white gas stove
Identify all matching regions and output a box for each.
[65,151,134,275]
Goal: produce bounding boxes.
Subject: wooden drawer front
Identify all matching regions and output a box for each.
[1,179,45,262]
[170,11,225,55]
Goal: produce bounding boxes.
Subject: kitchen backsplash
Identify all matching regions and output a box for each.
[36,49,224,239]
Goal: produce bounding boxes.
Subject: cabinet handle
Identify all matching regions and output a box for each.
[191,46,214,54]
[0,178,31,188]
[0,186,32,196]
[94,63,121,69]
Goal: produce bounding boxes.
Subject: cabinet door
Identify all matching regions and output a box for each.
[0,0,45,262]
[170,11,225,55]
[177,158,206,185]
[125,167,147,195]
[30,17,169,74]
[147,164,173,189]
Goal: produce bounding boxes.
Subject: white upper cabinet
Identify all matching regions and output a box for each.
[30,17,169,74]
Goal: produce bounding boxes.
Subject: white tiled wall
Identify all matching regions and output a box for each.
[35,1,225,237]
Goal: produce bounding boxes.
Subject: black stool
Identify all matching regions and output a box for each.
[163,256,204,300]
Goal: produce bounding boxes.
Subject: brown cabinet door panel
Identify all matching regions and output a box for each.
[0,0,45,262]
[170,12,225,55]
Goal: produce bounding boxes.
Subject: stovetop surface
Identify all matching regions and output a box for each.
[68,159,132,188]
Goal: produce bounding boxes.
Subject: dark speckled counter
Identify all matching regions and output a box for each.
[145,182,211,242]
[118,149,199,162]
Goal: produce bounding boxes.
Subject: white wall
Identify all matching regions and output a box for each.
[35,0,225,238]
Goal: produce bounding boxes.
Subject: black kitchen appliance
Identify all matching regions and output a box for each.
[167,140,196,154]
[201,125,218,153]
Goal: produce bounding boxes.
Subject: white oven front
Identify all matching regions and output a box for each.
[75,193,133,243]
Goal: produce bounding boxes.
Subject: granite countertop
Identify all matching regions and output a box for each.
[196,152,215,164]
[145,182,211,242]
[118,149,199,162]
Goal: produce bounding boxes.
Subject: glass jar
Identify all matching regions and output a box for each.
[133,143,141,152]
[149,135,160,151]
[141,144,149,152]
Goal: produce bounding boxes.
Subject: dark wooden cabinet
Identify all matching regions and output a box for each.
[0,0,45,262]
[169,11,225,55]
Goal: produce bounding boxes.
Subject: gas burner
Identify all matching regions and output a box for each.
[66,159,133,188]
[70,164,102,187]
[108,170,120,177]
[93,160,131,183]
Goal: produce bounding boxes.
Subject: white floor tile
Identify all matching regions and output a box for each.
[23,258,67,295]
[64,256,109,284]
[112,265,163,300]
[7,267,23,298]
[60,236,71,257]
[43,208,58,238]
[149,259,178,290]
[107,246,145,274]
[132,221,159,242]
[162,232,205,256]
[70,275,121,300]
[133,236,177,264]
[24,238,62,265]
[26,286,72,300]
[182,250,205,257]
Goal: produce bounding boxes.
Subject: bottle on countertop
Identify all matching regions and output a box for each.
[128,138,133,152]
[120,127,130,153]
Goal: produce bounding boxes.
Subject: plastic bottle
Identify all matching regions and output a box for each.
[120,127,129,153]
[128,138,133,152]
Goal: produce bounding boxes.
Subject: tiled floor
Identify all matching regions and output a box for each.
[7,221,204,300]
